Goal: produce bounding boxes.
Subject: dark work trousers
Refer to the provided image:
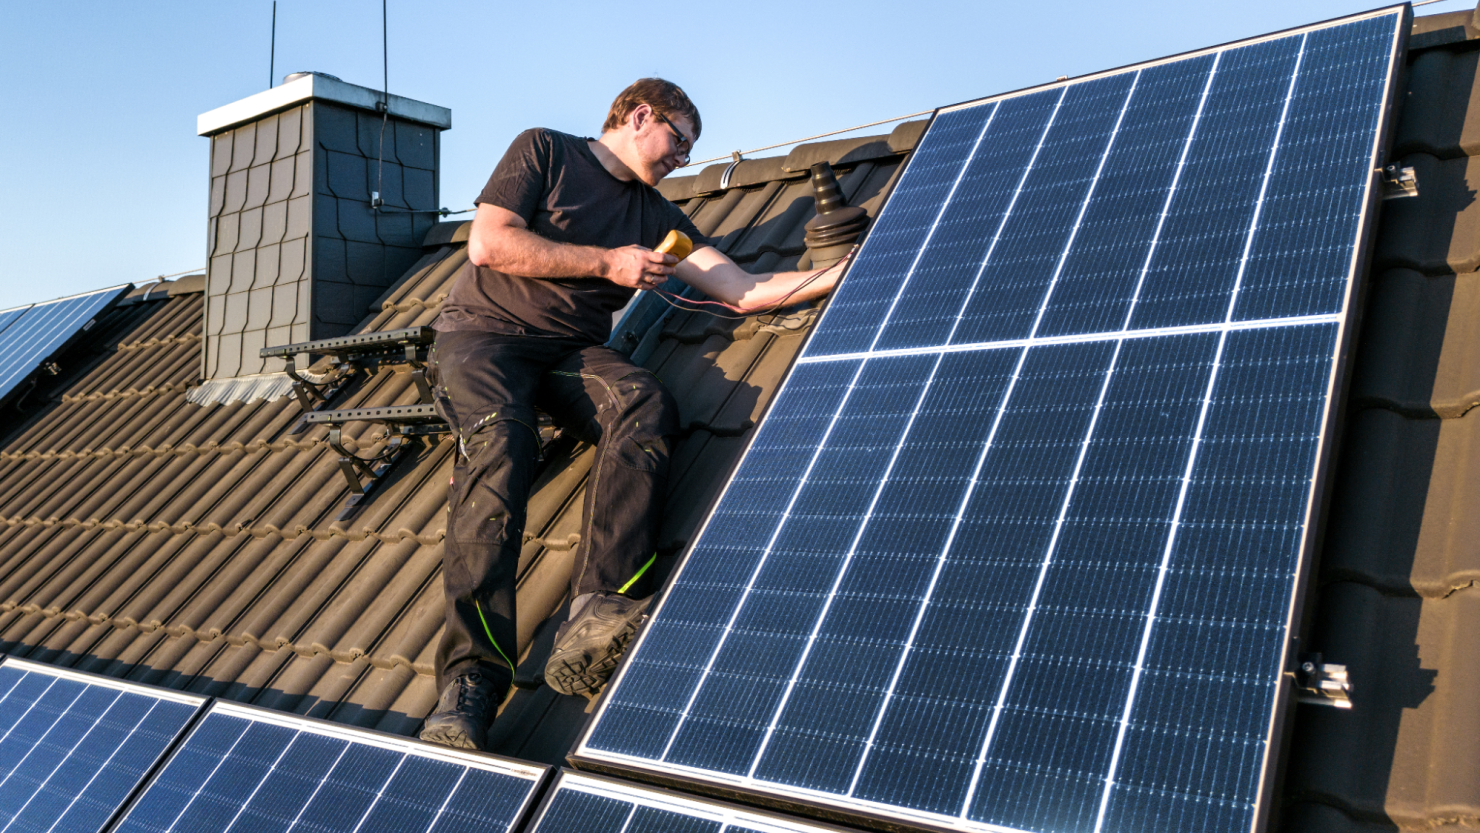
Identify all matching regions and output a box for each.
[428,329,679,691]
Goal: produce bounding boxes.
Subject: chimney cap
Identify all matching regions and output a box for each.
[282,70,342,84]
[197,72,451,136]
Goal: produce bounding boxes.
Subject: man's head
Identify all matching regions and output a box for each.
[599,78,700,186]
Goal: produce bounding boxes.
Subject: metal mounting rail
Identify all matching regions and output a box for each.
[305,403,450,520]
[260,326,436,358]
[260,327,439,430]
[303,403,447,426]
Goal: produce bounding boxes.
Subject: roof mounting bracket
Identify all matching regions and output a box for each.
[1293,653,1352,709]
[307,403,452,520]
[327,427,409,520]
[1380,164,1417,200]
[720,151,744,190]
[282,355,356,422]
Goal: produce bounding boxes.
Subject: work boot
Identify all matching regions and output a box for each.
[544,593,652,697]
[418,666,507,750]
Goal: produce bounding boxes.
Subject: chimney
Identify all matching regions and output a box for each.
[194,72,450,391]
[803,162,868,268]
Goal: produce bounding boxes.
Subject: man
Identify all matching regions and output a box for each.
[419,78,847,750]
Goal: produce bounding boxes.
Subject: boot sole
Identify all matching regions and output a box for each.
[419,717,486,750]
[545,601,650,696]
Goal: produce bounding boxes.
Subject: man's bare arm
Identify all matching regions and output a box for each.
[673,246,848,309]
[466,203,675,291]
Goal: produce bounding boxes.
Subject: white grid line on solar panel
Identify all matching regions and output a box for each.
[932,6,1390,115]
[539,773,858,833]
[0,659,203,833]
[27,699,162,833]
[793,314,1339,364]
[861,99,1000,354]
[116,701,544,833]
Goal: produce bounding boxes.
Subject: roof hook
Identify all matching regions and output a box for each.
[720,150,744,190]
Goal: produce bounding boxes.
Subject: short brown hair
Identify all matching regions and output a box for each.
[603,78,702,139]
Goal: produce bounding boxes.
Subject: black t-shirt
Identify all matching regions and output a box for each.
[435,128,710,342]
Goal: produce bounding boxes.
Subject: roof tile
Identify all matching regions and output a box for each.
[1352,268,1480,418]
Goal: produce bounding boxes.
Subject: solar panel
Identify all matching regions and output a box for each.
[528,771,865,833]
[0,285,131,405]
[111,701,548,833]
[0,658,205,833]
[574,9,1405,833]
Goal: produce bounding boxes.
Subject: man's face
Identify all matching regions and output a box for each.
[629,105,695,186]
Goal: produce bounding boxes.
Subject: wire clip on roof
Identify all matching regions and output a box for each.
[1294,653,1353,709]
[1380,164,1418,200]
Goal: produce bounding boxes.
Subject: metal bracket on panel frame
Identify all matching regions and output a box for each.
[305,403,451,521]
[1293,652,1353,709]
[1379,164,1418,200]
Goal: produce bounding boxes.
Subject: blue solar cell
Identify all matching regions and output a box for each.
[1034,57,1216,336]
[113,704,545,833]
[0,286,129,404]
[577,10,1402,833]
[871,93,1065,350]
[0,659,203,833]
[1232,16,1397,321]
[803,106,999,357]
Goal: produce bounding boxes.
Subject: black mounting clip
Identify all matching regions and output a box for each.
[1293,652,1352,709]
[280,354,355,419]
[305,403,451,521]
[1380,164,1418,200]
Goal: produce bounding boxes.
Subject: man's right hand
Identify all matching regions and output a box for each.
[601,245,677,291]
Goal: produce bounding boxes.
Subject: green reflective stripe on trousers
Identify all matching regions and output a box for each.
[475,601,516,671]
[618,553,657,595]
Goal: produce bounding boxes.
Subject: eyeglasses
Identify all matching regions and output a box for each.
[651,109,693,164]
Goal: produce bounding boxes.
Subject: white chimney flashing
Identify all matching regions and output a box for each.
[197,74,451,136]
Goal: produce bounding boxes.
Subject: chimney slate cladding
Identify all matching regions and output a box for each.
[198,76,449,382]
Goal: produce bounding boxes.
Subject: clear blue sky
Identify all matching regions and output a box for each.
[0,1,1466,306]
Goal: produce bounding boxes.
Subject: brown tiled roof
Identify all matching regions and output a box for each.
[0,10,1477,830]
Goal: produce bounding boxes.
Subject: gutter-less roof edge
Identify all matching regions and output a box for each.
[197,74,451,136]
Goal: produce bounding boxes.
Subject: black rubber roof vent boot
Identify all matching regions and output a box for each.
[803,161,868,268]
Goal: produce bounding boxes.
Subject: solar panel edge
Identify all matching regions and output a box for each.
[549,767,895,833]
[185,700,550,781]
[0,658,208,708]
[575,9,1408,833]
[1244,7,1411,833]
[930,4,1407,118]
[112,699,552,833]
